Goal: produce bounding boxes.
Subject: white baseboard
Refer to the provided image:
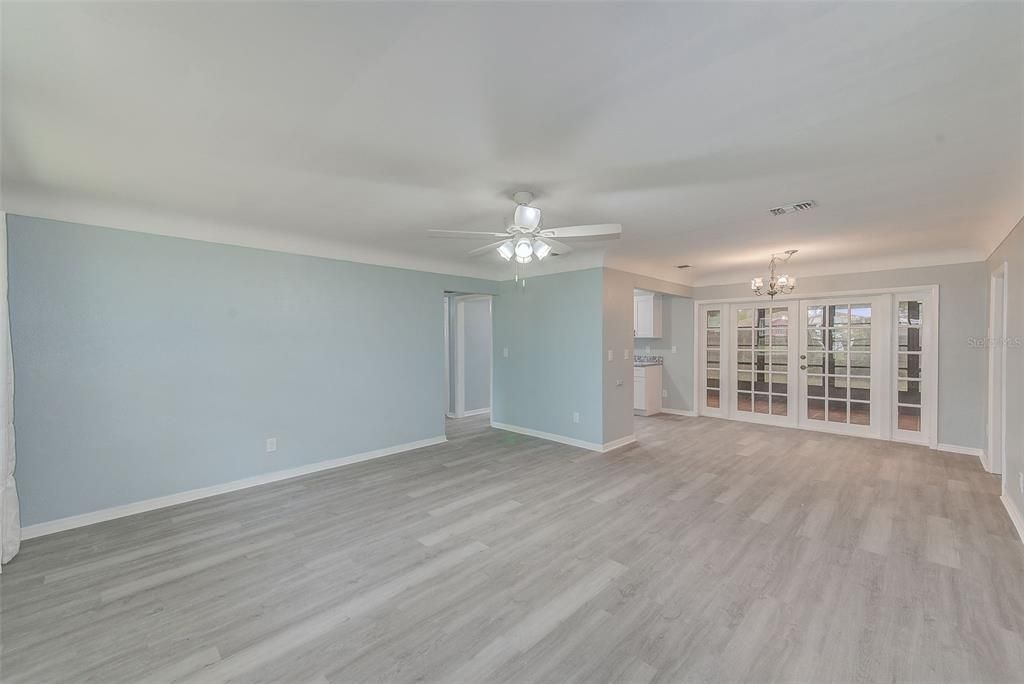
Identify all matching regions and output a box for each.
[21,435,447,540]
[936,443,985,460]
[461,408,491,417]
[491,421,636,453]
[445,412,456,419]
[602,434,638,452]
[659,408,698,417]
[1002,495,1024,544]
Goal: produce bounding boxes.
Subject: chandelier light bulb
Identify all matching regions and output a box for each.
[751,251,798,300]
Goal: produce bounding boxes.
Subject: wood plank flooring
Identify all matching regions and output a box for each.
[1,414,1022,683]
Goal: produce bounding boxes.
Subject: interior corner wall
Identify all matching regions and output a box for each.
[7,215,496,527]
[695,261,989,449]
[987,215,1024,521]
[491,269,604,445]
[601,268,635,444]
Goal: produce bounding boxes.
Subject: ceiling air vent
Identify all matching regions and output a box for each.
[769,200,817,216]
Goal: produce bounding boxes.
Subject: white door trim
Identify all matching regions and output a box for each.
[697,286,938,448]
[988,264,1008,482]
[694,284,935,306]
[453,294,492,419]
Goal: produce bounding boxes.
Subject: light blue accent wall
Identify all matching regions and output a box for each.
[492,269,604,445]
[7,215,495,526]
[602,268,635,443]
[461,297,491,412]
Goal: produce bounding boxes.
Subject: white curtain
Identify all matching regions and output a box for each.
[1,213,19,566]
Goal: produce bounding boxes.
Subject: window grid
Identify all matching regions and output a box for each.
[704,310,721,409]
[896,300,924,432]
[806,303,871,425]
[736,307,789,417]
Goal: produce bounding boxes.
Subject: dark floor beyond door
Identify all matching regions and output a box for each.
[1,414,1021,682]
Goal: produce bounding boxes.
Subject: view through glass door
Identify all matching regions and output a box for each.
[731,303,796,425]
[798,297,887,437]
[698,293,917,443]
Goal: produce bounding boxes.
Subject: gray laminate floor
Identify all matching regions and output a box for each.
[2,414,1023,683]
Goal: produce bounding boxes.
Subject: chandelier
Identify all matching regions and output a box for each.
[751,250,798,300]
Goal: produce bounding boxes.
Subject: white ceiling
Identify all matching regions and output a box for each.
[3,1,1022,285]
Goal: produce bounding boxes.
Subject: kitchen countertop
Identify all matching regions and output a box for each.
[633,362,663,367]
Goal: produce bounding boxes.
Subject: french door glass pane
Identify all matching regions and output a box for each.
[772,396,788,416]
[898,405,920,430]
[808,398,826,421]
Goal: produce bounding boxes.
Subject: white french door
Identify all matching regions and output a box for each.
[728,302,798,427]
[797,297,889,438]
[698,293,922,443]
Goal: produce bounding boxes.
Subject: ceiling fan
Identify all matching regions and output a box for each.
[428,191,621,264]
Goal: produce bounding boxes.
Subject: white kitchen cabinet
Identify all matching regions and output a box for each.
[633,365,663,416]
[633,292,662,338]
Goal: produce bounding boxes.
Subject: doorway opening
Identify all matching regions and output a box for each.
[444,294,493,436]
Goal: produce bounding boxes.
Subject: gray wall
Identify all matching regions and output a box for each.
[492,269,604,445]
[641,295,695,413]
[987,216,1024,519]
[8,215,496,526]
[461,297,491,412]
[696,261,989,448]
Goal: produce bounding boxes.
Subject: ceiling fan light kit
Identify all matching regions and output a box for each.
[426,191,622,279]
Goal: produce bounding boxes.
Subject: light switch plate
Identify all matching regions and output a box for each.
[266,437,277,453]
[608,350,614,361]
[671,345,677,353]
[503,347,509,358]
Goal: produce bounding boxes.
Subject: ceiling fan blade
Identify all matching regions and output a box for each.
[427,229,511,239]
[538,237,573,255]
[542,223,622,239]
[468,240,511,256]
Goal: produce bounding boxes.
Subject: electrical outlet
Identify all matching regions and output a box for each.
[671,345,677,353]
[1019,472,1023,495]
[662,389,668,398]
[572,412,580,424]
[266,437,277,453]
[608,349,613,362]
[503,347,509,358]
[624,349,630,360]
